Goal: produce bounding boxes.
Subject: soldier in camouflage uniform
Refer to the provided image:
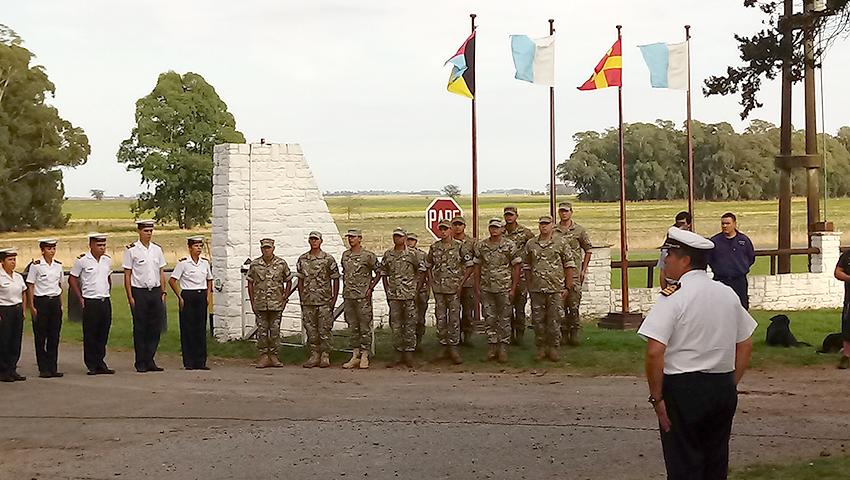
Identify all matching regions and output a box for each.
[474,218,522,362]
[406,233,430,349]
[340,228,381,370]
[451,216,478,345]
[422,219,473,364]
[246,238,293,368]
[524,215,576,362]
[555,201,593,346]
[296,231,340,368]
[381,227,419,367]
[503,205,535,344]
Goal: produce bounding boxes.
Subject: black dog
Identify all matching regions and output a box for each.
[765,314,811,347]
[817,333,844,354]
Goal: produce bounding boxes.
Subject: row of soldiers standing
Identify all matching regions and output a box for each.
[246,201,592,369]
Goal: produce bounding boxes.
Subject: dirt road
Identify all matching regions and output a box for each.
[1,341,848,479]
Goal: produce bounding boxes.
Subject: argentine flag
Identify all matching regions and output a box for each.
[638,41,689,90]
[510,34,555,86]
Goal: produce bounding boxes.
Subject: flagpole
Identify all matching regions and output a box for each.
[549,18,556,218]
[685,25,694,230]
[470,13,479,238]
[616,25,629,314]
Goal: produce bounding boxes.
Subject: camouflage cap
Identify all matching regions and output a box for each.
[437,219,452,229]
[558,201,573,211]
[451,215,466,225]
[308,231,323,240]
[406,232,418,240]
[503,205,518,215]
[488,217,504,228]
[538,214,554,224]
[392,227,407,236]
[345,228,362,237]
[260,238,275,247]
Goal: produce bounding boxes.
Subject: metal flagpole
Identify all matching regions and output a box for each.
[616,24,629,314]
[549,19,556,218]
[470,13,479,238]
[685,25,694,230]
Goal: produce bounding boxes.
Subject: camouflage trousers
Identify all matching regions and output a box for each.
[302,304,332,354]
[433,293,461,346]
[510,284,528,331]
[388,299,417,352]
[255,310,282,355]
[460,286,478,336]
[530,292,563,348]
[414,289,429,346]
[561,282,583,333]
[343,298,373,351]
[481,291,511,345]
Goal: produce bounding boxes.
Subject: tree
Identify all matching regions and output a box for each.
[442,184,461,198]
[0,24,90,231]
[704,1,850,119]
[117,71,245,228]
[90,189,104,201]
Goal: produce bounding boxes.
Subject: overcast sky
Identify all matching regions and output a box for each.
[4,0,849,197]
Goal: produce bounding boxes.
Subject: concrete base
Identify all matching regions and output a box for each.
[598,311,644,331]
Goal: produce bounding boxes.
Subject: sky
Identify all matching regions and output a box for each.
[4,0,850,197]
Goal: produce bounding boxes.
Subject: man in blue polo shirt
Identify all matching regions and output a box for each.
[708,213,755,309]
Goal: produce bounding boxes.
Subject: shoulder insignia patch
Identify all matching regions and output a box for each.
[126,243,135,249]
[661,284,680,297]
[77,253,86,259]
[55,260,62,264]
[33,259,41,264]
[179,257,187,262]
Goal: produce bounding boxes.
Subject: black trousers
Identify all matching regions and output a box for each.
[0,304,24,376]
[179,290,208,369]
[131,287,164,371]
[715,276,749,310]
[661,372,738,480]
[82,298,111,371]
[33,295,62,374]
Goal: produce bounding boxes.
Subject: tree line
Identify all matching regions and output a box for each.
[557,119,850,202]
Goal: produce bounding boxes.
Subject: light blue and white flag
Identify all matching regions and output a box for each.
[638,41,689,90]
[510,34,555,86]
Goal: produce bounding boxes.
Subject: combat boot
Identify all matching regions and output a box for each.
[535,347,547,361]
[343,348,361,369]
[359,350,370,369]
[481,344,497,362]
[303,351,320,368]
[449,345,463,364]
[319,352,331,368]
[255,354,273,368]
[839,356,849,369]
[403,351,415,368]
[566,327,581,346]
[548,347,560,362]
[269,353,283,368]
[497,344,508,363]
[388,350,403,367]
[436,345,449,360]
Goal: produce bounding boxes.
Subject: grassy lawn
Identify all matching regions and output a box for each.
[731,455,850,480]
[52,287,842,373]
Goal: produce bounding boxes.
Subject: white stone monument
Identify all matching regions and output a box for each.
[210,142,346,341]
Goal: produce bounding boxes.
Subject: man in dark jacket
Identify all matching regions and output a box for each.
[708,213,755,309]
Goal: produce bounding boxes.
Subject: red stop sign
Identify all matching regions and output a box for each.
[425,197,463,239]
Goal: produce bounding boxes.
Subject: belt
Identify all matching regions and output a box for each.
[35,295,61,300]
[83,297,110,302]
[182,289,206,293]
[133,286,162,292]
[0,303,22,308]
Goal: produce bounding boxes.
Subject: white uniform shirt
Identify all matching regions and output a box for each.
[122,241,166,288]
[637,269,757,375]
[70,253,112,299]
[0,269,27,306]
[170,257,213,290]
[25,257,63,297]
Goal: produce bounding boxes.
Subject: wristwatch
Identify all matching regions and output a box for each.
[648,395,661,405]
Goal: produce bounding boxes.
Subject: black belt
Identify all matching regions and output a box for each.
[35,294,61,300]
[0,304,21,308]
[133,286,162,292]
[182,289,206,293]
[83,297,110,302]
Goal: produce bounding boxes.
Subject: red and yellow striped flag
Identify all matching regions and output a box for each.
[577,39,622,90]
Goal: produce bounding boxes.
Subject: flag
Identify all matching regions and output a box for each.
[638,41,688,90]
[509,34,555,86]
[445,31,476,98]
[577,39,622,90]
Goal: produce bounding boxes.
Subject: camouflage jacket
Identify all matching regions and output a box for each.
[381,247,420,300]
[425,239,473,294]
[296,250,340,305]
[341,248,380,299]
[504,224,535,288]
[473,237,523,293]
[454,235,476,288]
[555,221,592,269]
[410,247,429,293]
[247,255,293,311]
[523,235,576,294]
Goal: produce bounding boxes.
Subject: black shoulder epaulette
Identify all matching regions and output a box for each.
[33,259,41,265]
[126,243,135,249]
[661,284,680,297]
[152,242,160,247]
[178,257,187,262]
[77,253,86,259]
[201,257,210,263]
[55,260,62,264]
